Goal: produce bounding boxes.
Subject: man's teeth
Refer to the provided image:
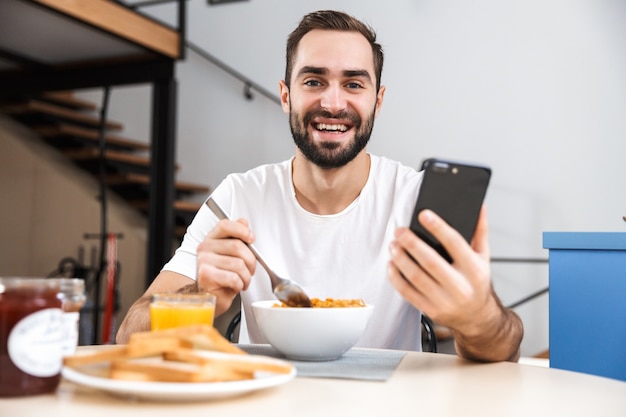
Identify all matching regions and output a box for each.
[315,123,348,132]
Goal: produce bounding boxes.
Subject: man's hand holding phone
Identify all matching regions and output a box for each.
[389,205,493,331]
[387,159,523,362]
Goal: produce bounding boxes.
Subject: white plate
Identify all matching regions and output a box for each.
[62,349,296,402]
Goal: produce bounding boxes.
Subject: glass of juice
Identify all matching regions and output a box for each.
[150,292,216,331]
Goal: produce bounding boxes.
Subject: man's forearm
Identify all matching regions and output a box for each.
[452,291,524,363]
[115,282,200,344]
[115,295,151,344]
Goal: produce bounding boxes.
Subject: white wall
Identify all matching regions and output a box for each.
[78,0,626,356]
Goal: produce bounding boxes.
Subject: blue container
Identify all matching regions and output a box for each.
[543,232,626,382]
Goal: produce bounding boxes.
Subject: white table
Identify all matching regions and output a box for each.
[3,350,625,416]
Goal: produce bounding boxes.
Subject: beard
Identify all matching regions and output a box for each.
[289,106,376,169]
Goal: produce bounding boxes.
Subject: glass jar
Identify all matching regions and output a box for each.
[0,277,64,397]
[52,278,87,356]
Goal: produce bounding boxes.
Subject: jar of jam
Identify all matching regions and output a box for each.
[0,277,64,397]
[52,278,87,356]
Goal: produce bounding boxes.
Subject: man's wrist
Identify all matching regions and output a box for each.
[451,292,523,362]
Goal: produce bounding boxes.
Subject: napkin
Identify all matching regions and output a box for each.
[239,344,406,382]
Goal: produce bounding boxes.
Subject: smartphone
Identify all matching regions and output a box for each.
[409,158,491,263]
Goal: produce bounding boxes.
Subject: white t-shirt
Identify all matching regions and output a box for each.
[162,154,425,351]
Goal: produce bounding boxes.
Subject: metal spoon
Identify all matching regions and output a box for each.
[205,197,312,308]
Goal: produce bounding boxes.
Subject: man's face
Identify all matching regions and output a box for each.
[280,30,385,169]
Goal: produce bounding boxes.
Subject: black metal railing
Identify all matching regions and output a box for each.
[491,257,549,309]
[130,0,280,104]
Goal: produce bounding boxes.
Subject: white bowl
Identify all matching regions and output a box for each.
[251,300,374,361]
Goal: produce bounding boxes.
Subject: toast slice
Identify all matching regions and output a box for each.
[62,324,290,383]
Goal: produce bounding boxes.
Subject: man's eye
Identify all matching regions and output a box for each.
[346,82,363,89]
[304,80,322,87]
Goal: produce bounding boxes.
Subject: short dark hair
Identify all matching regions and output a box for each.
[285,10,384,91]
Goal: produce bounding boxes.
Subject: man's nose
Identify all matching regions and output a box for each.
[320,85,347,113]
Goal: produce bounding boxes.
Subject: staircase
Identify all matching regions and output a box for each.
[0,90,209,238]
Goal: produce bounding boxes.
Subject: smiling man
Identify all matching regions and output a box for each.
[117,10,523,362]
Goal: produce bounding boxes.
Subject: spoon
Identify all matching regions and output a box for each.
[205,197,312,308]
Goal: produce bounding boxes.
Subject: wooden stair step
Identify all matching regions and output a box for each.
[129,200,201,212]
[64,149,148,175]
[40,91,98,111]
[63,148,151,167]
[0,99,123,130]
[33,123,150,151]
[173,201,201,228]
[129,200,201,227]
[105,173,210,195]
[129,200,202,214]
[173,200,203,212]
[173,181,209,195]
[172,201,202,228]
[63,148,181,172]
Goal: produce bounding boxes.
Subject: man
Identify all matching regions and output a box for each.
[117,10,523,362]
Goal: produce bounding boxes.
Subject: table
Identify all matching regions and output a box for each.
[2,350,625,416]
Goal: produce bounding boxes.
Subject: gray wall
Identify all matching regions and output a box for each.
[77,0,626,356]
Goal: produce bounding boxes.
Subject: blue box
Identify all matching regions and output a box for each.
[543,232,626,382]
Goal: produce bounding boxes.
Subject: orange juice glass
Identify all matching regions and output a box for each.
[149,293,216,331]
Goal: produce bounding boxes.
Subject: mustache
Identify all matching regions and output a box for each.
[302,109,361,127]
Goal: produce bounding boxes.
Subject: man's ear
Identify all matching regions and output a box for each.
[279,80,290,114]
[374,85,386,118]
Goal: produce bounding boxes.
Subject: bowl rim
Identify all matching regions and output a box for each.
[251,299,374,310]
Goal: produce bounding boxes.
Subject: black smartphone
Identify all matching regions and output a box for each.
[409,158,491,262]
